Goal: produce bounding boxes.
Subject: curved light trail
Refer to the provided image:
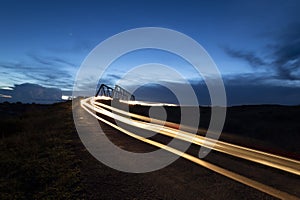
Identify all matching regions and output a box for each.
[80,96,300,200]
[89,97,300,176]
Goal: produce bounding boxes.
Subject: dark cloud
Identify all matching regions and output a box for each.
[51,57,76,67]
[223,47,267,67]
[28,54,54,66]
[132,83,180,104]
[107,74,122,80]
[222,73,299,105]
[28,54,77,68]
[223,73,273,86]
[0,54,75,90]
[223,23,300,81]
[0,83,62,104]
[0,62,33,70]
[131,77,300,106]
[271,24,300,80]
[224,84,300,105]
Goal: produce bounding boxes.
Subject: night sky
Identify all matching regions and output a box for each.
[0,0,300,105]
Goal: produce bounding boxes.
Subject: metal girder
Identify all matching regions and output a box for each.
[95,84,135,101]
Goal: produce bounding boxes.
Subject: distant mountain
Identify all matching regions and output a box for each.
[0,83,62,104]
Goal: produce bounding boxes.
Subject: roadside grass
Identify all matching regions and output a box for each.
[0,102,84,199]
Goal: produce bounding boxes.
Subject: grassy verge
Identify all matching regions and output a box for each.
[0,102,83,199]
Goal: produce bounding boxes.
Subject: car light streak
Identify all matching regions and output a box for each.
[80,97,300,200]
[87,97,300,176]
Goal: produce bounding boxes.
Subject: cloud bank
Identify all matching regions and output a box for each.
[0,83,62,104]
[130,79,300,106]
[0,53,77,90]
[223,23,300,81]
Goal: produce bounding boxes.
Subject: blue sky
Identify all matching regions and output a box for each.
[0,0,300,104]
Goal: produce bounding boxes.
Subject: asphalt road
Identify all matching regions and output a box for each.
[76,97,300,199]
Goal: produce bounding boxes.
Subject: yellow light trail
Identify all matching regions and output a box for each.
[89,97,300,176]
[81,98,300,200]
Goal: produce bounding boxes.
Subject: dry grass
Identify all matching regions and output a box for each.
[0,102,83,199]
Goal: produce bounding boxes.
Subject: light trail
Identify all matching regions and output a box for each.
[80,97,300,200]
[89,97,300,176]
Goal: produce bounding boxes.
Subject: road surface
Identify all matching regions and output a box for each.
[77,97,300,199]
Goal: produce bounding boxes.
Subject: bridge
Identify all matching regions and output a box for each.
[95,84,135,101]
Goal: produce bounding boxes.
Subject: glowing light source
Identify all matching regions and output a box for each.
[0,94,12,98]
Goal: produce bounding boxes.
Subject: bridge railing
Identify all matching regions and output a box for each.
[95,84,135,101]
